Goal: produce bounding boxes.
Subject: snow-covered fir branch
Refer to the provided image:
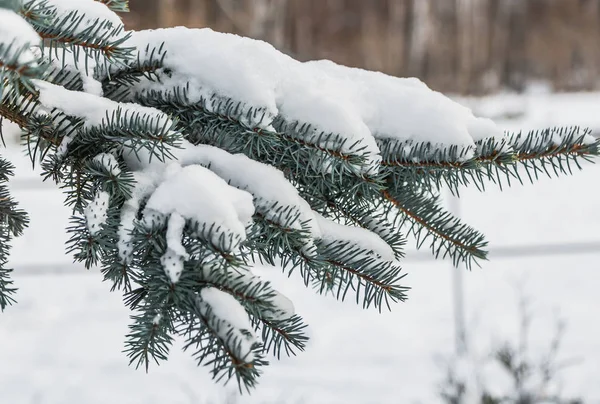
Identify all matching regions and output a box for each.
[0,0,598,390]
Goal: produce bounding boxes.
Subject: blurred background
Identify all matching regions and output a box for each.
[122,0,600,94]
[2,1,600,403]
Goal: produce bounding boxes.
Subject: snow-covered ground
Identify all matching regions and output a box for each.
[1,91,600,404]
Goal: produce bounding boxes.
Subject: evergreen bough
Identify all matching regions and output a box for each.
[0,0,597,391]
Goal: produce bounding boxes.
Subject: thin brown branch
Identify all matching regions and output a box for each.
[382,144,589,173]
[38,33,119,58]
[516,144,589,162]
[382,150,504,170]
[325,258,393,293]
[253,211,296,234]
[476,150,503,163]
[0,60,36,77]
[382,159,466,169]
[260,318,294,343]
[382,189,479,255]
[105,64,162,85]
[0,104,28,128]
[276,130,354,162]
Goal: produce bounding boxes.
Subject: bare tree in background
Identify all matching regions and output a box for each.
[124,0,600,94]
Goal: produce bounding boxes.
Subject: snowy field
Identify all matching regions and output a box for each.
[1,90,600,404]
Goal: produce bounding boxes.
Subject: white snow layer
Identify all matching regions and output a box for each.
[152,313,162,325]
[84,191,109,236]
[34,80,175,161]
[307,60,503,143]
[48,51,104,96]
[34,80,172,129]
[93,153,121,176]
[315,214,396,262]
[143,164,254,252]
[263,288,295,321]
[117,170,158,264]
[199,287,257,362]
[123,27,503,168]
[222,268,295,321]
[162,212,189,283]
[41,0,124,34]
[0,8,40,60]
[172,142,321,238]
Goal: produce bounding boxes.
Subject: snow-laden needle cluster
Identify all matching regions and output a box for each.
[1,0,598,390]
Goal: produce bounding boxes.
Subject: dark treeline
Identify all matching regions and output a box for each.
[124,0,600,94]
